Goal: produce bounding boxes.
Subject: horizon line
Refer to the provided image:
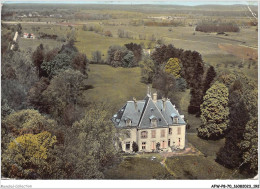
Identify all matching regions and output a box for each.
[2,1,258,6]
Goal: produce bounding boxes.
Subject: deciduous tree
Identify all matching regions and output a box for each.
[41,53,71,79]
[198,82,229,139]
[165,58,181,78]
[2,132,57,179]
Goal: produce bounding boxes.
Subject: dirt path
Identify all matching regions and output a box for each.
[161,157,177,178]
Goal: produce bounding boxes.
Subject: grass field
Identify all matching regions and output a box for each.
[82,64,147,112]
[203,54,258,81]
[75,29,151,58]
[165,155,245,179]
[18,24,69,52]
[104,157,172,179]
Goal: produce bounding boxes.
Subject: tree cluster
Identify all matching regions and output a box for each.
[1,40,119,179]
[106,43,142,68]
[141,44,205,114]
[195,23,239,33]
[216,73,258,175]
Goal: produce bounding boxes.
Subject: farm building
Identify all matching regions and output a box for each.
[112,88,186,153]
[23,33,35,39]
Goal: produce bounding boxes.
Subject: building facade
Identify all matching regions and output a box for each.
[112,90,186,152]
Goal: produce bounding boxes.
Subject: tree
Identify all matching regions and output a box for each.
[27,77,50,112]
[216,92,249,168]
[44,48,59,62]
[203,66,216,94]
[59,41,78,55]
[32,44,45,77]
[139,55,156,84]
[2,109,58,139]
[71,52,88,75]
[180,50,204,114]
[165,58,181,78]
[156,142,160,150]
[216,75,257,172]
[2,131,57,179]
[176,78,187,92]
[42,69,88,122]
[41,53,72,79]
[91,51,102,64]
[65,106,118,179]
[1,99,14,118]
[198,82,229,140]
[151,44,183,68]
[1,63,16,80]
[239,117,258,175]
[125,43,143,65]
[104,30,113,37]
[122,51,134,68]
[1,79,27,110]
[132,142,138,152]
[152,69,176,97]
[106,45,133,67]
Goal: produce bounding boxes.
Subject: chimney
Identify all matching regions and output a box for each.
[147,86,151,97]
[162,97,166,110]
[133,97,137,110]
[152,92,157,102]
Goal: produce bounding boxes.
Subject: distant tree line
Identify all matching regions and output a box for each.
[144,20,184,27]
[75,13,111,20]
[195,23,240,33]
[38,32,58,40]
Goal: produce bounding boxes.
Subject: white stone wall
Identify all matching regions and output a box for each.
[121,125,186,152]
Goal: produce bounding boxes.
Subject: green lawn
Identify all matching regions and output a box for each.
[82,64,147,112]
[187,134,225,157]
[165,155,245,179]
[104,157,172,179]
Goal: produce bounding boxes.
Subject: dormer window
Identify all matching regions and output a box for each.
[149,115,157,127]
[174,116,178,124]
[171,113,179,124]
[125,118,132,126]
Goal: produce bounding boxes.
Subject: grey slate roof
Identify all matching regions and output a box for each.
[112,95,186,128]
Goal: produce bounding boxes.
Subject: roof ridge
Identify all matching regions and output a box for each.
[137,96,150,127]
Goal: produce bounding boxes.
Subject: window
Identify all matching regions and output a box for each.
[177,127,181,135]
[161,141,166,148]
[151,130,156,138]
[126,142,130,150]
[142,142,146,150]
[168,139,171,147]
[151,141,156,150]
[161,129,165,138]
[151,119,157,127]
[178,138,181,146]
[168,128,172,134]
[126,119,132,126]
[174,117,178,124]
[125,131,131,138]
[141,131,148,138]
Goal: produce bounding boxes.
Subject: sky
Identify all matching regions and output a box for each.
[3,0,258,6]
